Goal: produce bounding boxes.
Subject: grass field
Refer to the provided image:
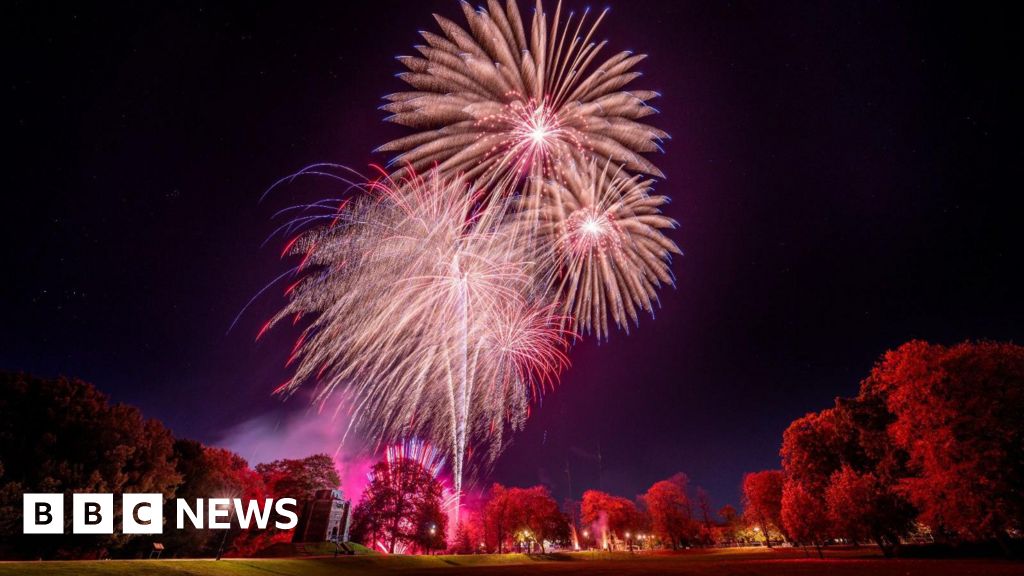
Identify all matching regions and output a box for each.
[0,547,1020,576]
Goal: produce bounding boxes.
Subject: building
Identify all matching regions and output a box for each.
[291,489,352,543]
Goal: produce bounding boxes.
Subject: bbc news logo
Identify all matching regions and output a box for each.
[23,494,298,534]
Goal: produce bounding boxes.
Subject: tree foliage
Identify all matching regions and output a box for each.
[0,373,348,559]
[780,340,1023,555]
[580,490,644,548]
[351,456,446,553]
[866,340,1024,544]
[742,470,783,547]
[0,373,179,559]
[481,483,569,553]
[255,454,340,501]
[643,473,697,549]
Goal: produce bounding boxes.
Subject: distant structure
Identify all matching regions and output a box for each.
[292,489,352,543]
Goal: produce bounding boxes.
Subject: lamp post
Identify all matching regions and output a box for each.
[215,500,236,561]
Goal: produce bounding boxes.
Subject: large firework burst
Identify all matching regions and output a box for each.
[256,1,680,524]
[267,168,570,513]
[378,0,667,196]
[519,160,680,339]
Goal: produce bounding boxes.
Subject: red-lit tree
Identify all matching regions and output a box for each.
[643,473,697,549]
[235,453,341,555]
[865,340,1024,549]
[449,509,485,554]
[781,479,830,557]
[742,470,784,547]
[581,490,644,549]
[781,396,913,556]
[482,483,514,553]
[481,484,568,553]
[716,504,742,546]
[351,456,446,553]
[515,486,569,553]
[255,454,340,501]
[696,488,715,546]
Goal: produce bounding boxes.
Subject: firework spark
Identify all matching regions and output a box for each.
[518,160,681,339]
[267,168,571,515]
[382,438,460,514]
[378,0,667,197]
[385,438,448,481]
[257,1,679,524]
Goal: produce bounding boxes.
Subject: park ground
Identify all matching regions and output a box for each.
[1,547,1021,576]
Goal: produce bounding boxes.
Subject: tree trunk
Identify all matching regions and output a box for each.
[761,518,772,548]
[995,532,1015,559]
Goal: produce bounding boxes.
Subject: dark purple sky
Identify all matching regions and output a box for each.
[3,1,1021,509]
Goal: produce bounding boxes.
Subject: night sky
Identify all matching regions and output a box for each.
[3,1,1021,510]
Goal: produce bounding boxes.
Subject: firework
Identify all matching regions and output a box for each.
[518,160,681,339]
[385,438,448,481]
[267,168,570,515]
[381,438,460,515]
[377,0,667,197]
[257,1,679,524]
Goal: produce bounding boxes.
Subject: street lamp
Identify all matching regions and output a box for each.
[427,523,437,555]
[214,492,238,561]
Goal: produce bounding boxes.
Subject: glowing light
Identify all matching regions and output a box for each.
[581,216,604,236]
[528,109,552,145]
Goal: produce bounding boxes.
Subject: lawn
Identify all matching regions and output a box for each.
[0,547,1019,576]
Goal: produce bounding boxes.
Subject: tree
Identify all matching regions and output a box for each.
[481,484,569,553]
[781,396,914,556]
[449,512,485,554]
[247,453,341,552]
[483,484,514,553]
[643,473,696,549]
[255,454,340,501]
[825,465,909,555]
[742,470,783,547]
[716,505,741,546]
[781,480,830,557]
[865,340,1024,549]
[0,373,180,559]
[696,488,715,546]
[168,440,266,558]
[515,486,569,553]
[352,456,446,553]
[581,490,643,549]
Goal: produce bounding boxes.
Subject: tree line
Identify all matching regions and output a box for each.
[740,340,1023,557]
[3,338,1020,558]
[347,340,1023,557]
[0,372,340,559]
